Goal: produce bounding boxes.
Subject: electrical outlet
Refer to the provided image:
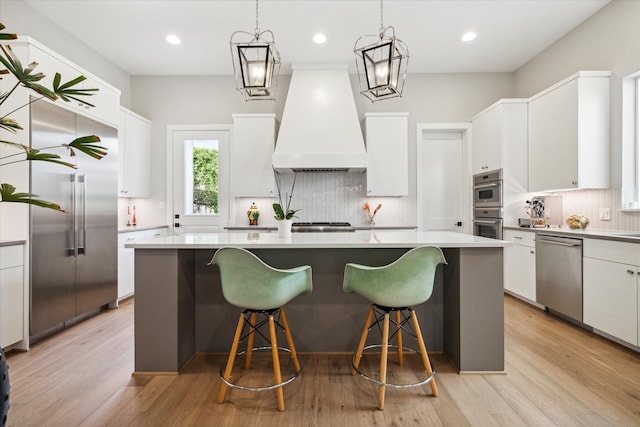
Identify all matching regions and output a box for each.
[599,207,611,221]
[159,200,165,209]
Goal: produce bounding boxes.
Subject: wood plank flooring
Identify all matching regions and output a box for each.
[5,295,640,426]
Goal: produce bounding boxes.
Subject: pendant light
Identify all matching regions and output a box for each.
[354,0,409,102]
[230,0,281,101]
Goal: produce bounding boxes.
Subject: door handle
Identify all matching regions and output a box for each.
[77,174,87,255]
[535,238,581,247]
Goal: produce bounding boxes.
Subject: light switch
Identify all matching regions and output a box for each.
[599,207,611,221]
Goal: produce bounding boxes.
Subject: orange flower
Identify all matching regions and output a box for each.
[364,202,371,212]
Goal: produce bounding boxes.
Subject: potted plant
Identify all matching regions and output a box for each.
[272,172,300,237]
[0,23,107,211]
[0,23,109,425]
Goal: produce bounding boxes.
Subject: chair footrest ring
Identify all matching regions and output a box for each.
[352,344,436,389]
[220,346,303,392]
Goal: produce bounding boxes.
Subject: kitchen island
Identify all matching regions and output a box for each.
[128,231,509,374]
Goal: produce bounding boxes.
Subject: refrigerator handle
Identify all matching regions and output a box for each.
[69,173,78,257]
[78,174,87,255]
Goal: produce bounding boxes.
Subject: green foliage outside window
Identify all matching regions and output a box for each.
[192,146,218,214]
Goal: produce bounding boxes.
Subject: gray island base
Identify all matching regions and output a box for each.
[128,231,508,375]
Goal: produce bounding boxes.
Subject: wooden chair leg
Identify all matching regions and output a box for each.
[410,309,438,397]
[218,312,246,404]
[245,312,257,369]
[352,305,375,374]
[279,307,301,373]
[395,310,404,367]
[378,312,390,410]
[269,314,285,411]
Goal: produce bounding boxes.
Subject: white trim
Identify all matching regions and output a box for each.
[416,123,472,233]
[166,124,233,231]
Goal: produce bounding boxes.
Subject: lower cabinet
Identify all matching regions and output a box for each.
[583,239,639,346]
[503,229,536,302]
[0,244,25,348]
[118,228,170,299]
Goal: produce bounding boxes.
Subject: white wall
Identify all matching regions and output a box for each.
[513,0,640,230]
[129,72,514,227]
[1,0,132,107]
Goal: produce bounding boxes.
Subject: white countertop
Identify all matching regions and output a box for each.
[125,230,510,249]
[503,225,640,243]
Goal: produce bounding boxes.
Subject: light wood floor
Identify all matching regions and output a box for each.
[6,295,640,426]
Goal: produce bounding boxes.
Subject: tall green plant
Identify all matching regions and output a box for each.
[0,23,107,212]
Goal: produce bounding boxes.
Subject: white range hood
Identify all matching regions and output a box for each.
[272,64,366,173]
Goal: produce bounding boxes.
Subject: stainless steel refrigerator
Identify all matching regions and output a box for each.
[30,99,118,337]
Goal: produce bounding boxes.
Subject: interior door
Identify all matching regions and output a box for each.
[418,128,467,232]
[170,128,229,234]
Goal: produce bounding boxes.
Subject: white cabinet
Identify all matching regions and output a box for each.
[231,114,276,197]
[528,71,610,192]
[583,239,639,346]
[0,244,25,348]
[118,108,151,198]
[118,227,169,299]
[471,99,528,176]
[365,113,409,196]
[503,229,536,302]
[23,40,120,127]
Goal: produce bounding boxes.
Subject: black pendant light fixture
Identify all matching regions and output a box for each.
[230,0,281,101]
[354,0,409,102]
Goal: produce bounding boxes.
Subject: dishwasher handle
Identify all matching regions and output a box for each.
[535,238,582,247]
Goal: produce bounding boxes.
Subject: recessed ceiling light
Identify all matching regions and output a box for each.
[166,34,181,45]
[313,33,327,44]
[461,32,477,42]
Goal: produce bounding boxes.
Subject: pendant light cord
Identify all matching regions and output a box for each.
[379,0,385,37]
[254,0,260,37]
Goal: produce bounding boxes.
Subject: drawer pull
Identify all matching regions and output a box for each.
[626,269,635,275]
[514,236,523,240]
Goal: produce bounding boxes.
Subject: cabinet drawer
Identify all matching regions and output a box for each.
[0,245,24,269]
[584,238,640,265]
[118,231,146,247]
[504,229,535,247]
[144,228,169,240]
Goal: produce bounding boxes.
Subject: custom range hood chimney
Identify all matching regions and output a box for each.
[272,64,367,173]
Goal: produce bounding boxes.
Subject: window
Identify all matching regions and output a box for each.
[621,72,640,209]
[185,140,219,215]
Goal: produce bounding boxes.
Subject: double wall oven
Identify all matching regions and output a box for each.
[472,169,503,240]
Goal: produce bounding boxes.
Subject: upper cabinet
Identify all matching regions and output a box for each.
[231,114,277,197]
[118,107,151,198]
[472,99,528,176]
[365,112,409,196]
[528,71,610,192]
[17,38,121,128]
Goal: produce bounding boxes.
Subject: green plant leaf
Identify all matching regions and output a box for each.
[64,135,106,160]
[25,150,76,169]
[0,117,23,133]
[0,183,65,212]
[51,73,98,107]
[0,45,57,101]
[273,203,285,220]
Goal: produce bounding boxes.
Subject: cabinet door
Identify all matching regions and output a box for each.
[583,258,638,346]
[117,231,145,298]
[0,245,24,347]
[503,230,536,301]
[366,113,408,196]
[231,115,276,197]
[529,79,579,191]
[482,106,502,173]
[119,109,151,198]
[471,113,486,174]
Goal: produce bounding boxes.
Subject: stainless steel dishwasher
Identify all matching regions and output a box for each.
[535,233,583,322]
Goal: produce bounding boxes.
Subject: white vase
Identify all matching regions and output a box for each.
[277,219,292,238]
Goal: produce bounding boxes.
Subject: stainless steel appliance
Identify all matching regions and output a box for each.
[30,100,118,337]
[535,233,583,322]
[473,169,503,208]
[519,195,563,227]
[292,222,355,232]
[473,170,503,239]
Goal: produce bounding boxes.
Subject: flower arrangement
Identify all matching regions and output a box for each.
[272,172,300,220]
[363,202,382,225]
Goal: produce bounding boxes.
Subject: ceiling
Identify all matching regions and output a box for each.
[23,0,611,76]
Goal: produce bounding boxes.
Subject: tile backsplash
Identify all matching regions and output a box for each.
[549,188,640,231]
[233,172,413,227]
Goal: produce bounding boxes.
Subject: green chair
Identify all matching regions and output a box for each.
[343,246,446,409]
[208,247,312,411]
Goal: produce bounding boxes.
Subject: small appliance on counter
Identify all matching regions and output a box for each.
[518,195,563,227]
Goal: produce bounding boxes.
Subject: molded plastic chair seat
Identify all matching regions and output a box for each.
[343,246,446,409]
[209,247,312,411]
